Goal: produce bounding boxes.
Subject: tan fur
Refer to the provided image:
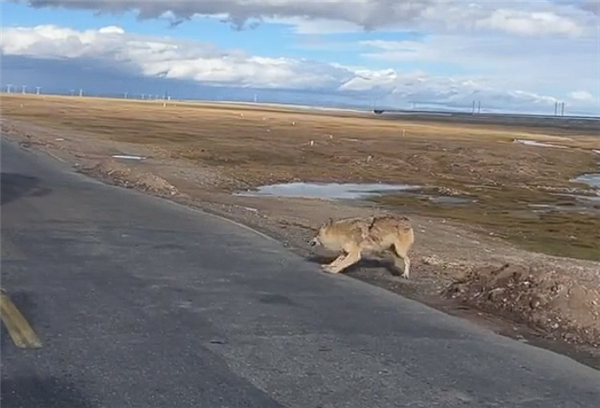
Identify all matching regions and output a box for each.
[309,214,415,278]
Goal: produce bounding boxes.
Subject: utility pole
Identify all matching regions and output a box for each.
[35,86,41,95]
[477,100,481,114]
[472,100,475,114]
[554,101,558,116]
[21,85,27,94]
[561,102,565,116]
[6,84,12,93]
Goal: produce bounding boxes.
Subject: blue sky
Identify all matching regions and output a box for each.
[1,1,424,67]
[1,0,599,115]
[2,2,296,57]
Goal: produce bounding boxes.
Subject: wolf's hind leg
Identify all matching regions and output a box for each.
[392,242,410,279]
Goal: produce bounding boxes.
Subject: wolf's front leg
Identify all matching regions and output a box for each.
[321,252,346,270]
[326,250,361,274]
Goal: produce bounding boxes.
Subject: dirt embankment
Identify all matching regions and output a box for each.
[1,95,599,365]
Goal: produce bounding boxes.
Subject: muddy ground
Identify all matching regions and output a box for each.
[1,94,599,367]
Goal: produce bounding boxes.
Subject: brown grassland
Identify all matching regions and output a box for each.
[2,94,600,361]
[2,94,599,260]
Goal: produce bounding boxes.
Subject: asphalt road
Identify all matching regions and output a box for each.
[1,136,599,408]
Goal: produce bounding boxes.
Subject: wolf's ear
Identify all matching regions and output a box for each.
[326,217,334,225]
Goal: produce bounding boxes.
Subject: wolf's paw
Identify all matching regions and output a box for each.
[321,265,337,274]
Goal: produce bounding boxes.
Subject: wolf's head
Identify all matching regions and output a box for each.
[308,217,334,247]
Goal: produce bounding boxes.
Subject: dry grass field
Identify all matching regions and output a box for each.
[2,94,599,260]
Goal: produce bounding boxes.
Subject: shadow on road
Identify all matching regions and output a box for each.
[305,254,402,277]
[1,173,51,206]
[0,376,97,408]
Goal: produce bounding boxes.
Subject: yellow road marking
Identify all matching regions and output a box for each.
[0,291,42,349]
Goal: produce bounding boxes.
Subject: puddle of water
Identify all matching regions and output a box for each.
[572,173,600,188]
[529,194,600,214]
[575,194,600,203]
[513,139,567,149]
[428,196,474,205]
[529,204,554,210]
[234,182,419,200]
[234,181,598,216]
[530,206,598,215]
[112,154,146,160]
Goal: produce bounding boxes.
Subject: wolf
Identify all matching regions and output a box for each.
[308,214,415,278]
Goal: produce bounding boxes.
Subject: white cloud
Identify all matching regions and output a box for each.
[360,29,600,98]
[475,9,583,37]
[570,90,594,101]
[1,24,598,115]
[341,69,565,112]
[14,0,599,36]
[0,24,351,89]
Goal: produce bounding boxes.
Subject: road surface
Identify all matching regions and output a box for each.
[1,136,599,408]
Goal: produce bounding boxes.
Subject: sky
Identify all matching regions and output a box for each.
[1,0,599,115]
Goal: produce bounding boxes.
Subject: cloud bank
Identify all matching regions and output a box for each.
[13,0,598,36]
